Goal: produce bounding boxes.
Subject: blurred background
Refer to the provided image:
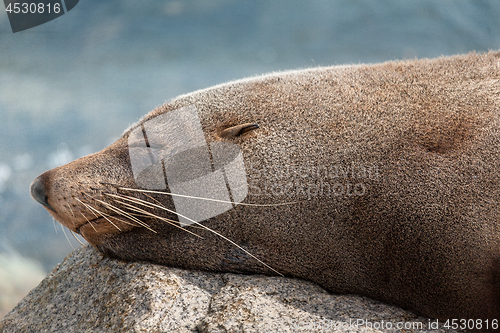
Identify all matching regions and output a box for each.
[1,0,499,318]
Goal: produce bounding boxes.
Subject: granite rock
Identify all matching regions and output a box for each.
[0,246,460,332]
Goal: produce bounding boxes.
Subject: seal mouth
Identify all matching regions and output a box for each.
[74,216,106,235]
[75,215,136,237]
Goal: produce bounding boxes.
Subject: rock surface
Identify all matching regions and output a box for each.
[0,246,460,332]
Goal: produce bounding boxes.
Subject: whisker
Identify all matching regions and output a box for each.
[139,192,207,231]
[142,192,167,209]
[114,186,297,207]
[139,193,209,231]
[61,226,75,250]
[105,193,166,213]
[105,192,283,276]
[64,203,79,230]
[70,229,85,246]
[75,198,100,219]
[83,202,121,231]
[75,197,121,231]
[109,196,203,239]
[101,203,155,231]
[127,212,151,218]
[79,212,97,232]
[82,192,156,233]
[66,203,76,218]
[52,217,58,233]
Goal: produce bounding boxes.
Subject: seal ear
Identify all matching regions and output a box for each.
[220,123,259,139]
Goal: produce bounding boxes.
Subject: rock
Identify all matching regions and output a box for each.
[0,246,459,332]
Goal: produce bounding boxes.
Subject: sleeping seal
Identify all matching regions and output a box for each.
[30,51,500,329]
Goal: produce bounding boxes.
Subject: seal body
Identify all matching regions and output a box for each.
[31,51,500,326]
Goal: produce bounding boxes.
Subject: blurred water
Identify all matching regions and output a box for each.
[0,0,499,317]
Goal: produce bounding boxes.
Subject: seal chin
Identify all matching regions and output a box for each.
[77,216,136,246]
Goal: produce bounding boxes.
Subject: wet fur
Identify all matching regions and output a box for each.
[33,51,500,328]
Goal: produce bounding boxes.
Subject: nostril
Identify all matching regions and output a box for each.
[30,175,56,212]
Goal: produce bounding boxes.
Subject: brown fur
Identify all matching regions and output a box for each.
[31,51,500,328]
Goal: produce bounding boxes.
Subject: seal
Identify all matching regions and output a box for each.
[30,51,500,328]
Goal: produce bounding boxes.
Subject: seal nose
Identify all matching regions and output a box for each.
[30,175,56,212]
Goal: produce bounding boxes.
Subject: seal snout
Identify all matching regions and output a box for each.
[30,174,56,212]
